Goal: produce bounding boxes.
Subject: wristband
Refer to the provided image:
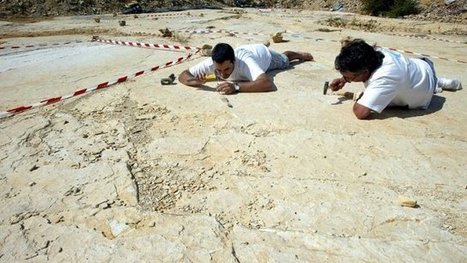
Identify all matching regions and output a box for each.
[234,83,240,92]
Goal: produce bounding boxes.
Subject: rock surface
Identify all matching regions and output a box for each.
[1,7,466,262]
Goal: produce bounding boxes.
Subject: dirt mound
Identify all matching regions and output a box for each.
[408,0,467,23]
[0,0,225,17]
[0,0,465,24]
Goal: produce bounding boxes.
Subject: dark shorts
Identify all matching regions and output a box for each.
[419,57,438,86]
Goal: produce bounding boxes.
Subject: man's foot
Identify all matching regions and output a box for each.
[437,78,462,91]
[284,51,314,62]
[298,52,313,61]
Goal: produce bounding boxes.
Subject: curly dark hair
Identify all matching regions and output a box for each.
[335,38,384,74]
[212,43,235,64]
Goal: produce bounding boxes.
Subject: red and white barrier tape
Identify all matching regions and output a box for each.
[144,12,190,17]
[387,33,466,44]
[176,29,265,36]
[0,49,200,119]
[303,37,466,63]
[379,46,467,64]
[94,39,195,52]
[132,31,159,37]
[0,40,86,50]
[180,28,466,64]
[1,38,196,52]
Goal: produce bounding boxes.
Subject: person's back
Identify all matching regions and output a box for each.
[178,42,313,94]
[360,49,436,113]
[227,44,272,82]
[330,38,462,119]
[234,44,272,70]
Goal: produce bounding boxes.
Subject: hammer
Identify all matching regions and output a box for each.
[323,81,329,95]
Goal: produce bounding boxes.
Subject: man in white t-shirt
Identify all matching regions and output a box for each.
[329,38,462,120]
[178,43,313,94]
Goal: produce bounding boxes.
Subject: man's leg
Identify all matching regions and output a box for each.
[283,51,313,62]
[267,50,314,72]
[437,78,463,91]
[422,56,463,91]
[268,50,290,71]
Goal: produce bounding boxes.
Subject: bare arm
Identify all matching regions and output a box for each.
[331,78,370,119]
[178,69,208,87]
[216,73,274,95]
[353,101,371,120]
[329,77,346,91]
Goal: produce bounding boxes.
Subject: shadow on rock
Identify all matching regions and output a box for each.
[374,95,446,120]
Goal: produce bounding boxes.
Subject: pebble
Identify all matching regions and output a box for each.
[399,196,418,208]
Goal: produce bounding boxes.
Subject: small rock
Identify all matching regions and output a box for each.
[159,28,173,37]
[399,195,418,208]
[272,32,284,43]
[200,44,213,56]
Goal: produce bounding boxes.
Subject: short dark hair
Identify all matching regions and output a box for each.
[335,38,384,74]
[212,43,235,64]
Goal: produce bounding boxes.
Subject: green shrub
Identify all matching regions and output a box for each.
[362,0,419,18]
[362,0,392,16]
[387,0,420,18]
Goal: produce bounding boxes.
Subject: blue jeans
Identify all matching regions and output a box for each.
[419,57,438,88]
[268,50,289,71]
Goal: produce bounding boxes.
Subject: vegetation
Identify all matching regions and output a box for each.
[362,0,420,18]
[323,17,379,32]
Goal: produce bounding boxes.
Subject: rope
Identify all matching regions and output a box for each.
[0,43,200,119]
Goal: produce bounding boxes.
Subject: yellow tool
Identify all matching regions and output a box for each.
[206,74,216,80]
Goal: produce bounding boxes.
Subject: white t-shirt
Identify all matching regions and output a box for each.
[189,44,272,82]
[358,49,436,113]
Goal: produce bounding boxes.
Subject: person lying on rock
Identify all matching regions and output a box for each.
[178,43,313,94]
[330,38,462,120]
